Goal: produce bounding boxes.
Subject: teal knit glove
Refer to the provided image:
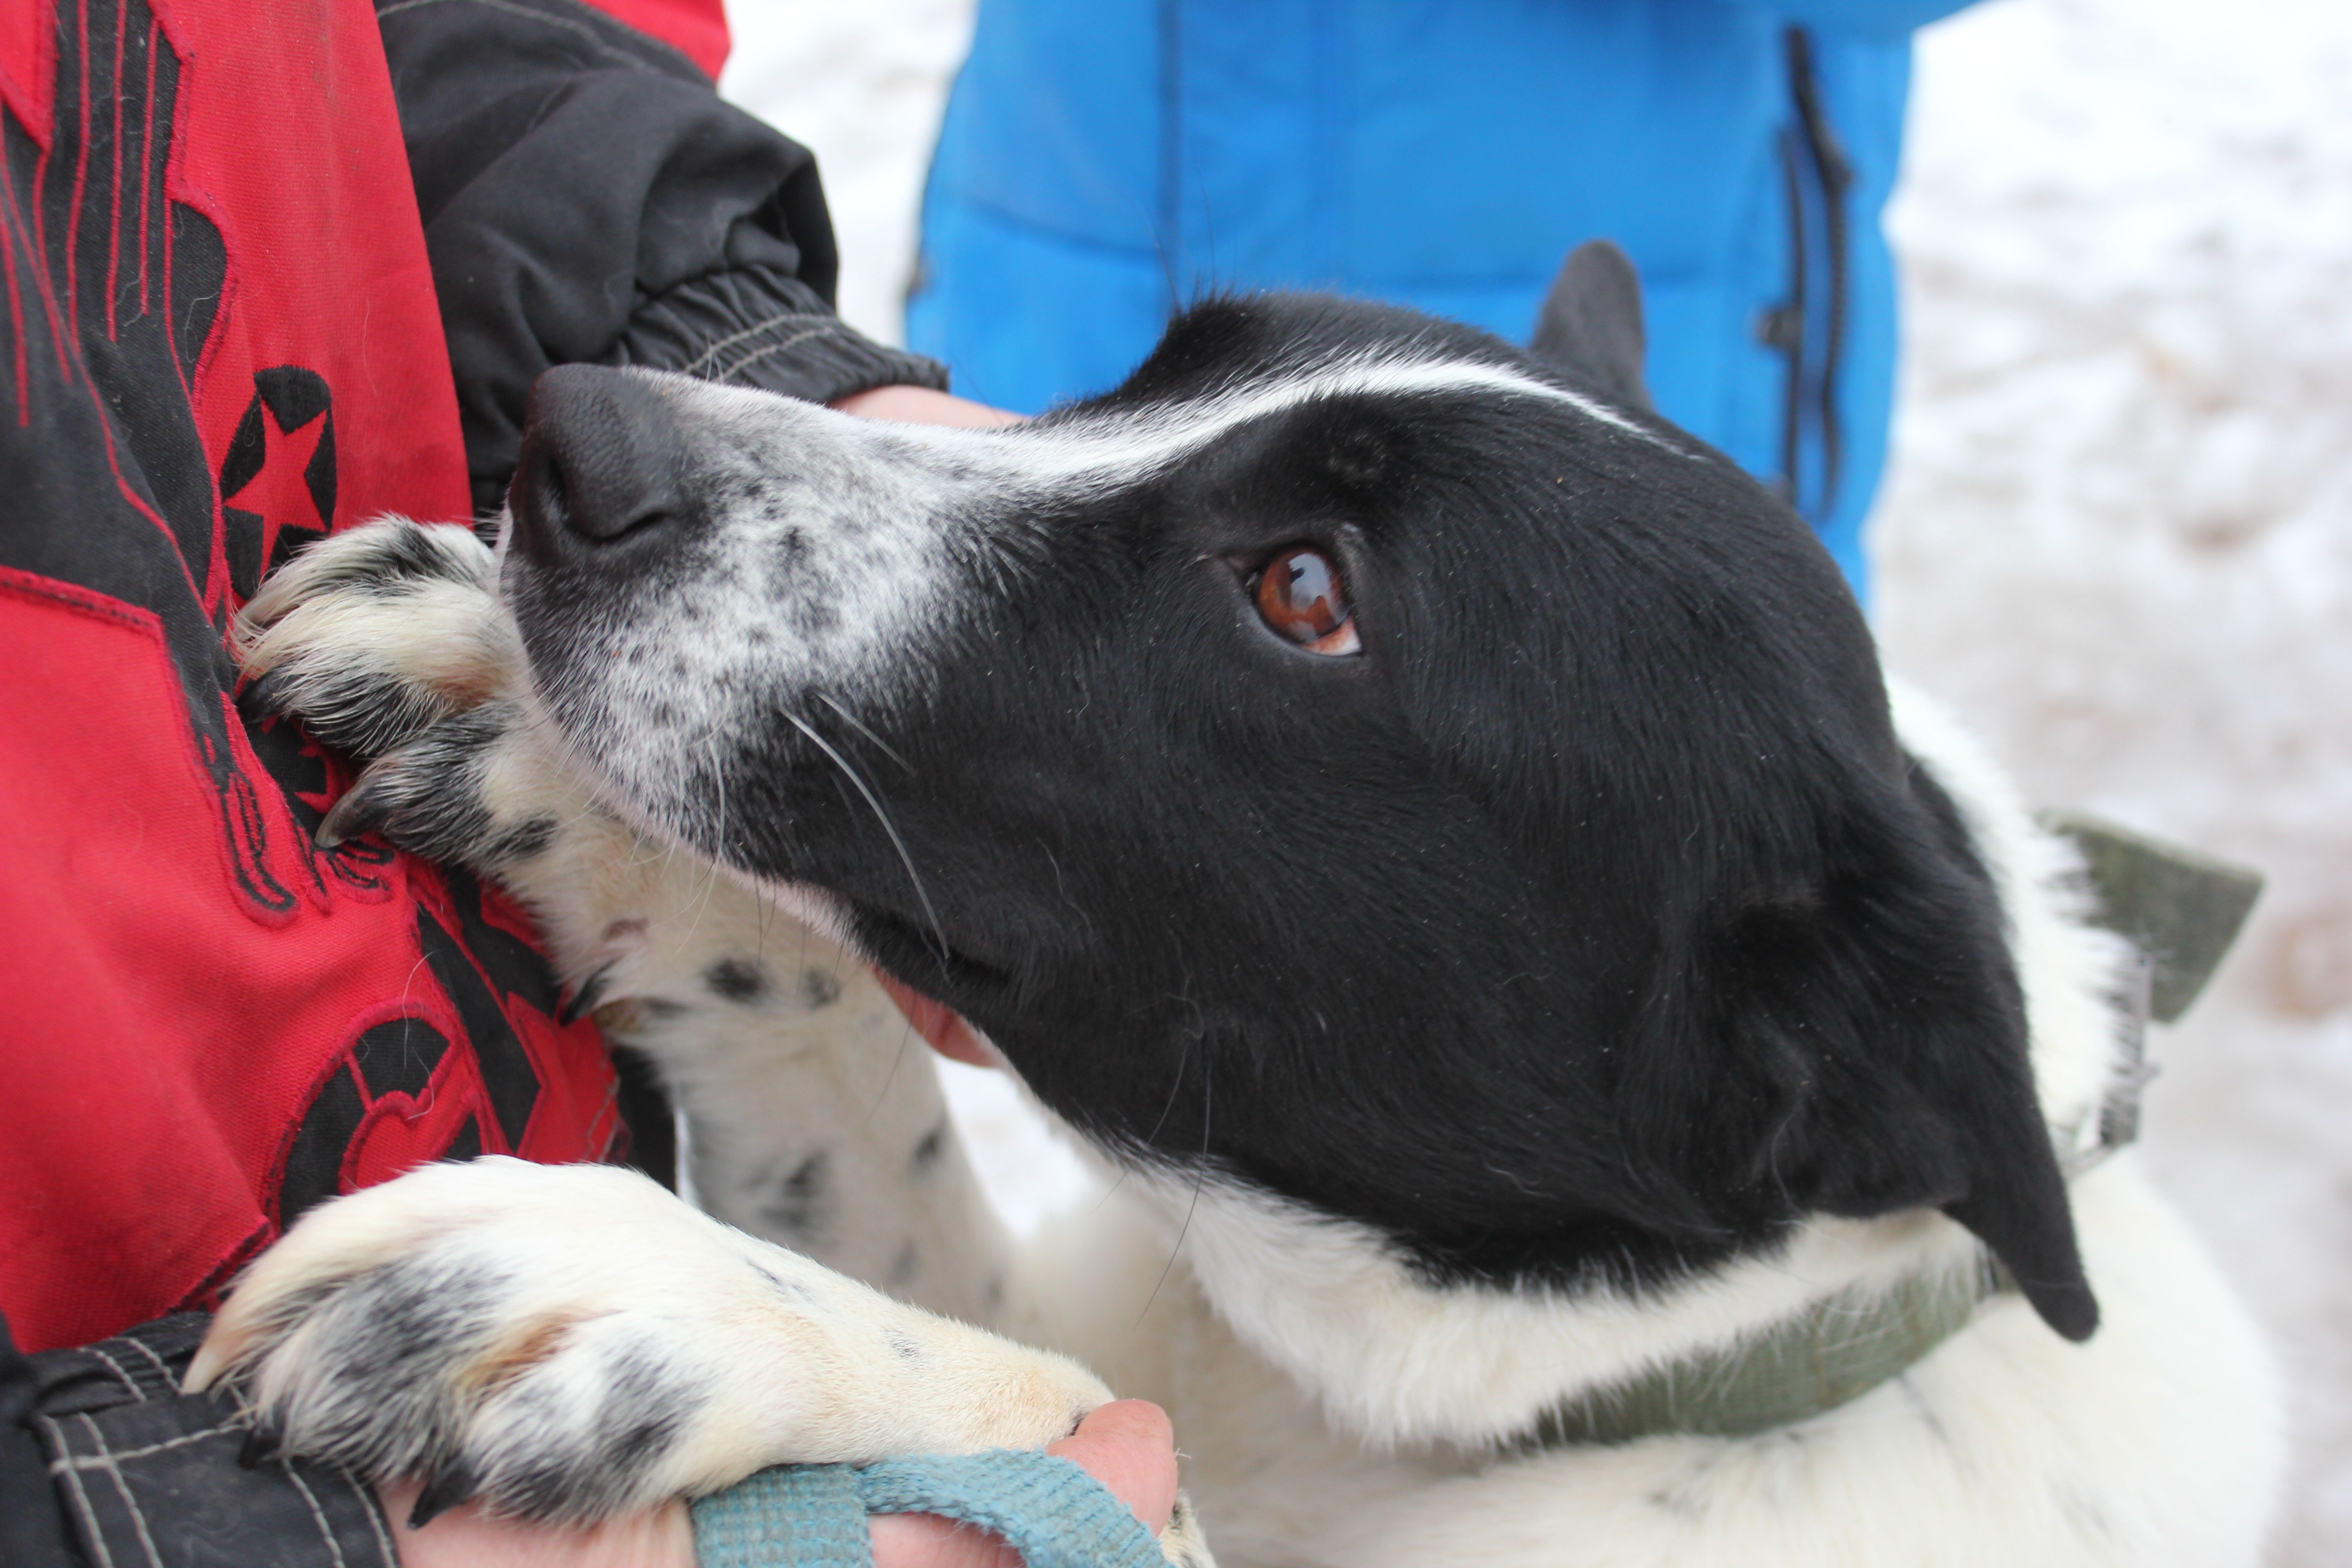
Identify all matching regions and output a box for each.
[690,1449,1166,1568]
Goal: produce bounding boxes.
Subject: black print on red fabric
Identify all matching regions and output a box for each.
[276,1015,456,1227]
[445,866,565,1021]
[221,366,337,601]
[277,1063,368,1227]
[352,1012,455,1099]
[419,892,543,1149]
[0,0,225,621]
[442,1114,485,1164]
[0,0,296,920]
[3,0,598,1201]
[238,694,399,897]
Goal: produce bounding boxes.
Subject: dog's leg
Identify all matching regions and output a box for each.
[240,519,1011,1324]
[496,802,1013,1325]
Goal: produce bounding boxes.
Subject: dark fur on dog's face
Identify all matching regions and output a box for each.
[501,290,2095,1340]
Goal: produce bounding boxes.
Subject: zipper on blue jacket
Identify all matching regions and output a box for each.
[1158,0,1185,301]
[1762,26,1853,525]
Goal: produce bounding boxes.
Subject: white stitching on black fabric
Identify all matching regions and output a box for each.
[118,1335,176,1385]
[83,1346,144,1400]
[716,325,851,387]
[342,1466,402,1568]
[74,1413,165,1568]
[286,1465,353,1568]
[46,1421,235,1466]
[682,314,832,382]
[35,1416,118,1568]
[677,311,797,378]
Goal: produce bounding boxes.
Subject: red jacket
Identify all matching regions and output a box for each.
[0,0,936,1365]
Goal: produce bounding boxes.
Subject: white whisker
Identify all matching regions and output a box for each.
[782,710,949,962]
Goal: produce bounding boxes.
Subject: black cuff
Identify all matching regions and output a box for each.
[611,263,950,407]
[379,0,903,515]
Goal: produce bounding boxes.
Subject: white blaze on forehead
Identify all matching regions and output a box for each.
[669,349,1681,502]
[843,351,1689,494]
[1050,352,1678,470]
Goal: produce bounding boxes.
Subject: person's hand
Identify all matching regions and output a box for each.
[870,1400,1180,1568]
[377,1482,690,1568]
[381,1399,1179,1568]
[830,385,1024,428]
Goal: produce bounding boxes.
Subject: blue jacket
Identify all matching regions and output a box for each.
[909,0,1975,593]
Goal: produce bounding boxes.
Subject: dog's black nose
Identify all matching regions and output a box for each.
[510,366,697,559]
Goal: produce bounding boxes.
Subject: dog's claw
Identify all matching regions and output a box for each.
[236,1423,282,1470]
[316,777,389,848]
[557,964,613,1026]
[238,669,292,718]
[407,1457,481,1528]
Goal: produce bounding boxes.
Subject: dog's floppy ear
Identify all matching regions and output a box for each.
[1812,763,2098,1342]
[1632,761,2099,1343]
[1529,240,1651,412]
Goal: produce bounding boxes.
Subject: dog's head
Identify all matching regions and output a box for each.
[500,254,2095,1341]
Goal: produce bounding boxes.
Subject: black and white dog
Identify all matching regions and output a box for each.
[196,249,2280,1564]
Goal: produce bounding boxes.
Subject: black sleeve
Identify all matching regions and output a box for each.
[2,1310,395,1568]
[375,0,949,516]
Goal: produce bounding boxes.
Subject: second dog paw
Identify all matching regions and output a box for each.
[189,1158,1116,1525]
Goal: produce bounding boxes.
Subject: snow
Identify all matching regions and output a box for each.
[1877,2,2352,1558]
[717,1,974,350]
[720,3,2352,1557]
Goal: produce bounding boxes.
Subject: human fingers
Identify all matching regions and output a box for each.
[378,1484,691,1568]
[869,1399,1181,1568]
[1046,1400,1179,1537]
[829,385,1024,428]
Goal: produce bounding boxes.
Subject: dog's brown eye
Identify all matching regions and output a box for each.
[1254,547,1361,656]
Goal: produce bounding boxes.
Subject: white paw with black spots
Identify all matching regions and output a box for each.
[236,517,585,872]
[237,517,516,760]
[308,700,573,870]
[188,1158,1116,1525]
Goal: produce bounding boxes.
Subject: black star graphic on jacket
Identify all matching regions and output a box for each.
[220,366,338,603]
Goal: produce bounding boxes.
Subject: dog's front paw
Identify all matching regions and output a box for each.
[236,516,515,761]
[235,514,519,761]
[188,1158,1116,1525]
[236,518,589,868]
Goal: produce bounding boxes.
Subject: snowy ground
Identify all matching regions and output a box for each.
[720,3,2352,1558]
[1877,3,2352,1559]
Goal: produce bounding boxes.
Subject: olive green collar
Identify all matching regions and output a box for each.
[1521,1254,2017,1449]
